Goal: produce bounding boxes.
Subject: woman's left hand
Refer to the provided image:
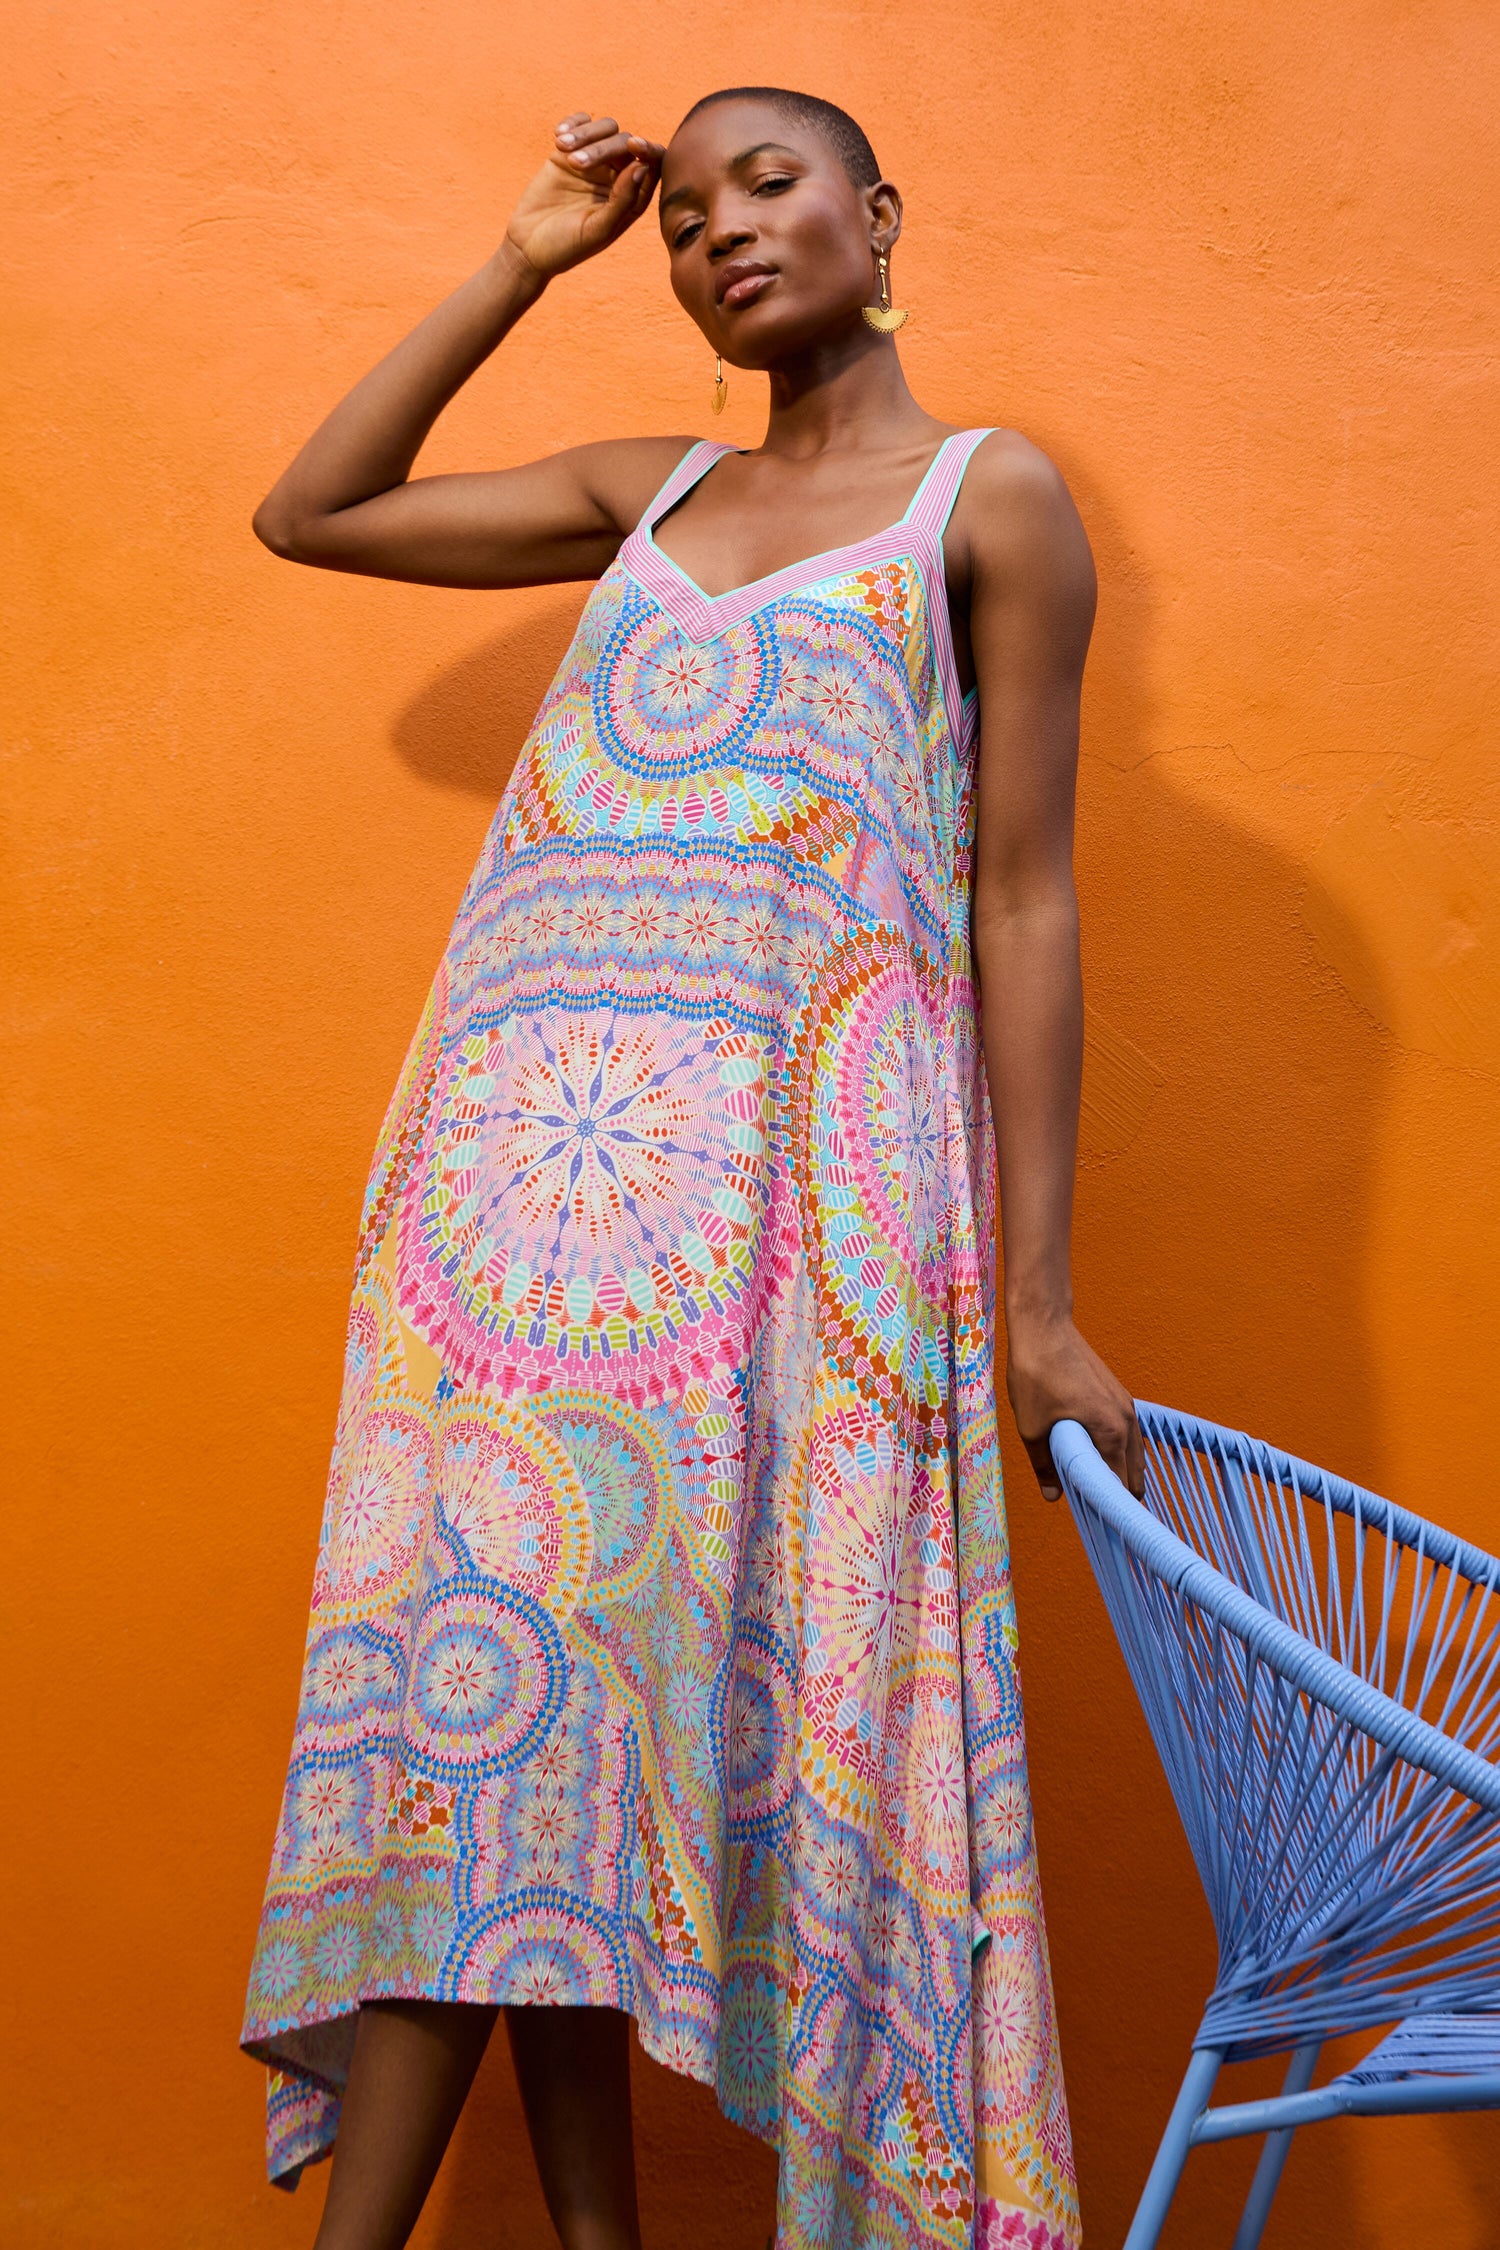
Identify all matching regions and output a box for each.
[1006,1312,1144,1500]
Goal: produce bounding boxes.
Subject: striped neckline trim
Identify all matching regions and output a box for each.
[620,430,993,745]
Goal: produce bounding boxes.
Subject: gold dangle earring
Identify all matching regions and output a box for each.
[861,249,909,333]
[711,352,728,415]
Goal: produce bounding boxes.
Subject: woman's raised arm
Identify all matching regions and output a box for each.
[251,113,691,588]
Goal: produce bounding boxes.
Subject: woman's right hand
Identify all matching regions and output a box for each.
[505,113,665,281]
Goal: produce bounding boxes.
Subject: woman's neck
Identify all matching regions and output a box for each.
[757,325,940,460]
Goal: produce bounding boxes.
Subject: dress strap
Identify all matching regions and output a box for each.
[636,439,739,534]
[903,428,996,541]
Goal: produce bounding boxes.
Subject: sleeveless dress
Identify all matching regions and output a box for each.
[242,429,1080,2250]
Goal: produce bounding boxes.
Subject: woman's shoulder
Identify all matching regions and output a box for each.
[948,425,1093,580]
[561,433,714,535]
[953,424,1072,507]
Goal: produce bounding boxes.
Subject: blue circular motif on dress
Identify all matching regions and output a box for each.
[720,1619,794,1839]
[400,1577,568,1779]
[300,1624,374,1724]
[592,590,778,779]
[283,1752,375,1870]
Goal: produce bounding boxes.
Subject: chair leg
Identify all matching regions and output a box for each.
[1229,2042,1322,2250]
[1123,2045,1226,2250]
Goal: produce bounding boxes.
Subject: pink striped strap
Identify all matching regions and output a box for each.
[636,439,738,533]
[904,427,996,540]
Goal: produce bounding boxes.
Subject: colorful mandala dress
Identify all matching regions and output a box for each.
[242,429,1080,2250]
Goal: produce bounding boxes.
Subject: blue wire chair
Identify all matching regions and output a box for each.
[1048,1403,1500,2249]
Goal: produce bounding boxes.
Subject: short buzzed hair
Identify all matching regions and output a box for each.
[677,87,881,190]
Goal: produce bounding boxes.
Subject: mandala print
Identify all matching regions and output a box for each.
[799,1386,918,1710]
[530,1391,672,1601]
[848,973,947,1266]
[879,1664,972,1900]
[433,1399,593,1614]
[401,1583,567,1777]
[449,1897,629,2006]
[317,1400,432,1616]
[281,1758,374,1885]
[399,1006,769,1397]
[244,432,1080,2250]
[294,1621,401,1757]
[791,935,950,1426]
[722,1622,796,1837]
[595,594,777,777]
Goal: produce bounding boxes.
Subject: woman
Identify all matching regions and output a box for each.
[242,85,1141,2250]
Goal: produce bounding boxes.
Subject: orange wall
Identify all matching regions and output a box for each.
[6,4,1498,2245]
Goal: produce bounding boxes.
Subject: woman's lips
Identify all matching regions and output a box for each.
[722,270,775,309]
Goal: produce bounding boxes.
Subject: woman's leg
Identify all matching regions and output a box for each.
[313,1999,498,2250]
[309,1999,641,2250]
[506,2005,643,2250]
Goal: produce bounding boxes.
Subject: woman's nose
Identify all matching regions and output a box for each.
[706,207,756,257]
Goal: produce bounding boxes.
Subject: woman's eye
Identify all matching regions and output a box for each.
[672,221,704,249]
[753,175,795,195]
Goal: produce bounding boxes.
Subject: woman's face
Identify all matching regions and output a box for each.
[659,99,897,368]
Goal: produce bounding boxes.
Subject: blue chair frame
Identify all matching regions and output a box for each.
[1049,1403,1500,2249]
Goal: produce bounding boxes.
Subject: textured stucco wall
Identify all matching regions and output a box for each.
[5,3,1498,2244]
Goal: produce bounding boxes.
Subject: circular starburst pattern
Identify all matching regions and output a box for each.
[400,1008,766,1395]
[530,1391,672,1603]
[401,1586,566,1776]
[723,1624,795,1835]
[800,1390,916,1738]
[434,1399,592,1617]
[296,1623,400,1755]
[282,1756,374,1881]
[304,1900,365,2016]
[719,1966,783,2129]
[594,597,775,777]
[319,1400,433,1616]
[877,1661,970,1903]
[790,933,948,1422]
[449,1899,627,2007]
[839,972,944,1269]
[975,1912,1056,2128]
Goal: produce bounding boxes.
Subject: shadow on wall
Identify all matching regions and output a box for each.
[391,596,588,800]
[1006,465,1375,2250]
[1014,475,1495,2250]
[384,547,1490,2247]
